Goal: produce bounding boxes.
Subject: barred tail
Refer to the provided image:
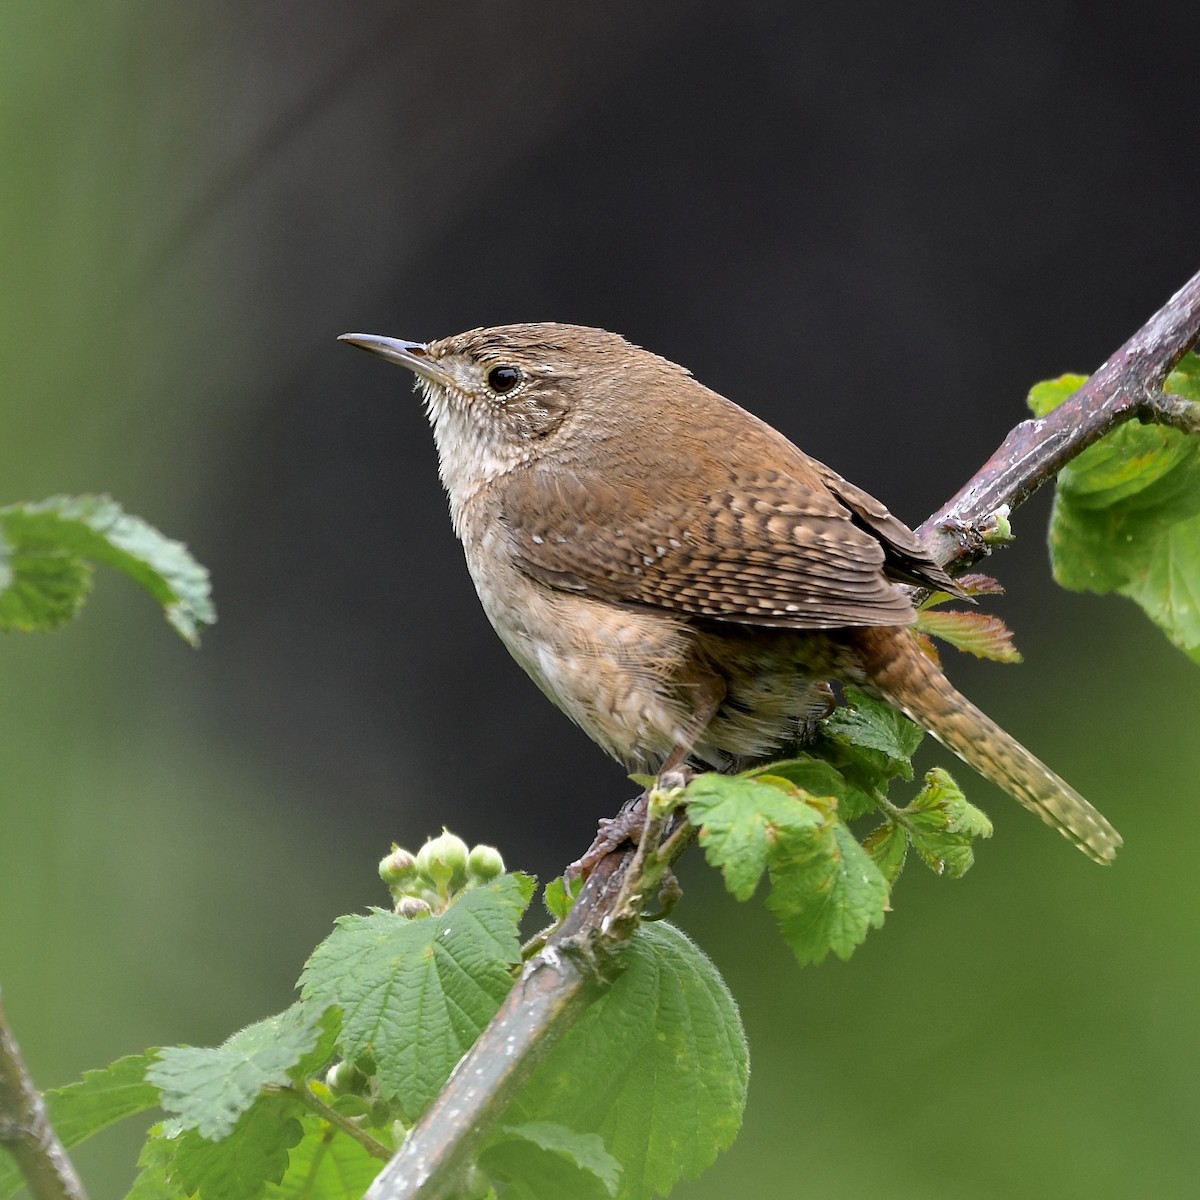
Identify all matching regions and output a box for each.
[853,627,1121,864]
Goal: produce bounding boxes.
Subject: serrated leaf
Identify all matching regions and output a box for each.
[913,609,1023,663]
[0,1055,162,1200]
[745,756,846,796]
[147,1004,335,1141]
[299,875,530,1122]
[261,1112,384,1199]
[906,767,993,878]
[918,571,1004,611]
[45,1052,161,1148]
[862,819,908,885]
[0,539,93,631]
[1029,357,1200,663]
[766,818,889,965]
[686,774,823,901]
[508,923,747,1200]
[124,1130,186,1200]
[479,1121,621,1200]
[953,572,1005,596]
[0,494,215,644]
[912,630,942,666]
[825,687,923,764]
[749,755,877,821]
[168,1092,304,1200]
[289,1007,342,1085]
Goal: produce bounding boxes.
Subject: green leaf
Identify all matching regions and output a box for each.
[479,1121,621,1200]
[124,1130,186,1200]
[752,754,877,820]
[261,1112,385,1199]
[824,687,923,768]
[289,1007,342,1085]
[1028,358,1200,663]
[0,533,93,631]
[543,874,580,920]
[0,1055,162,1200]
[745,755,848,796]
[299,875,531,1122]
[168,1092,304,1200]
[905,767,993,878]
[44,1052,161,1149]
[147,1004,337,1141]
[686,773,824,901]
[687,771,890,962]
[0,494,215,643]
[861,819,908,885]
[508,923,747,1200]
[819,688,924,799]
[913,610,1023,663]
[766,817,889,965]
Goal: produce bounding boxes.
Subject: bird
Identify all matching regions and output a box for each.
[339,323,1120,864]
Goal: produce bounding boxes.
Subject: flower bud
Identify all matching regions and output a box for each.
[416,829,469,890]
[395,895,432,919]
[467,843,504,883]
[378,845,418,888]
[325,1059,367,1096]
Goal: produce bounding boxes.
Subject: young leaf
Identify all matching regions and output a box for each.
[905,767,993,878]
[824,687,923,767]
[819,686,924,800]
[862,819,908,885]
[688,771,890,961]
[751,755,878,821]
[261,1112,385,1199]
[0,494,215,644]
[506,923,748,1200]
[123,1130,185,1200]
[766,816,889,965]
[0,1055,162,1200]
[0,531,93,631]
[479,1121,621,1200]
[147,1005,336,1141]
[167,1092,304,1200]
[686,773,825,901]
[1028,358,1200,663]
[44,1052,161,1149]
[913,610,1023,663]
[299,874,532,1123]
[543,874,580,920]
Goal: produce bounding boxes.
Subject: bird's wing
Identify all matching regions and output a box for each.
[500,460,953,630]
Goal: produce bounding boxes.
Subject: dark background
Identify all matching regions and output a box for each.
[3,3,1198,1196]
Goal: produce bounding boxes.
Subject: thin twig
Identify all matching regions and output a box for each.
[0,986,88,1200]
[366,266,1200,1200]
[270,1083,392,1161]
[365,842,639,1199]
[917,268,1200,563]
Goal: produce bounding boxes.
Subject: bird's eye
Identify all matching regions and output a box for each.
[486,365,522,395]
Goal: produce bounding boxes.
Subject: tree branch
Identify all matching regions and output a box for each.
[0,986,88,1200]
[917,267,1200,563]
[366,266,1200,1200]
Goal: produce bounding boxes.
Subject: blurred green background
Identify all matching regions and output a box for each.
[2,3,1198,1197]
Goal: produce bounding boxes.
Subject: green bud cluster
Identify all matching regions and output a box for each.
[378,830,505,915]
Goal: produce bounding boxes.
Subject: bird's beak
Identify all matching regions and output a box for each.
[337,333,455,389]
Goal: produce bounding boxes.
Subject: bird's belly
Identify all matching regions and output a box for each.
[468,554,698,767]
[468,568,843,773]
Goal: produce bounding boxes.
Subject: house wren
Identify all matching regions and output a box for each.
[339,323,1120,864]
